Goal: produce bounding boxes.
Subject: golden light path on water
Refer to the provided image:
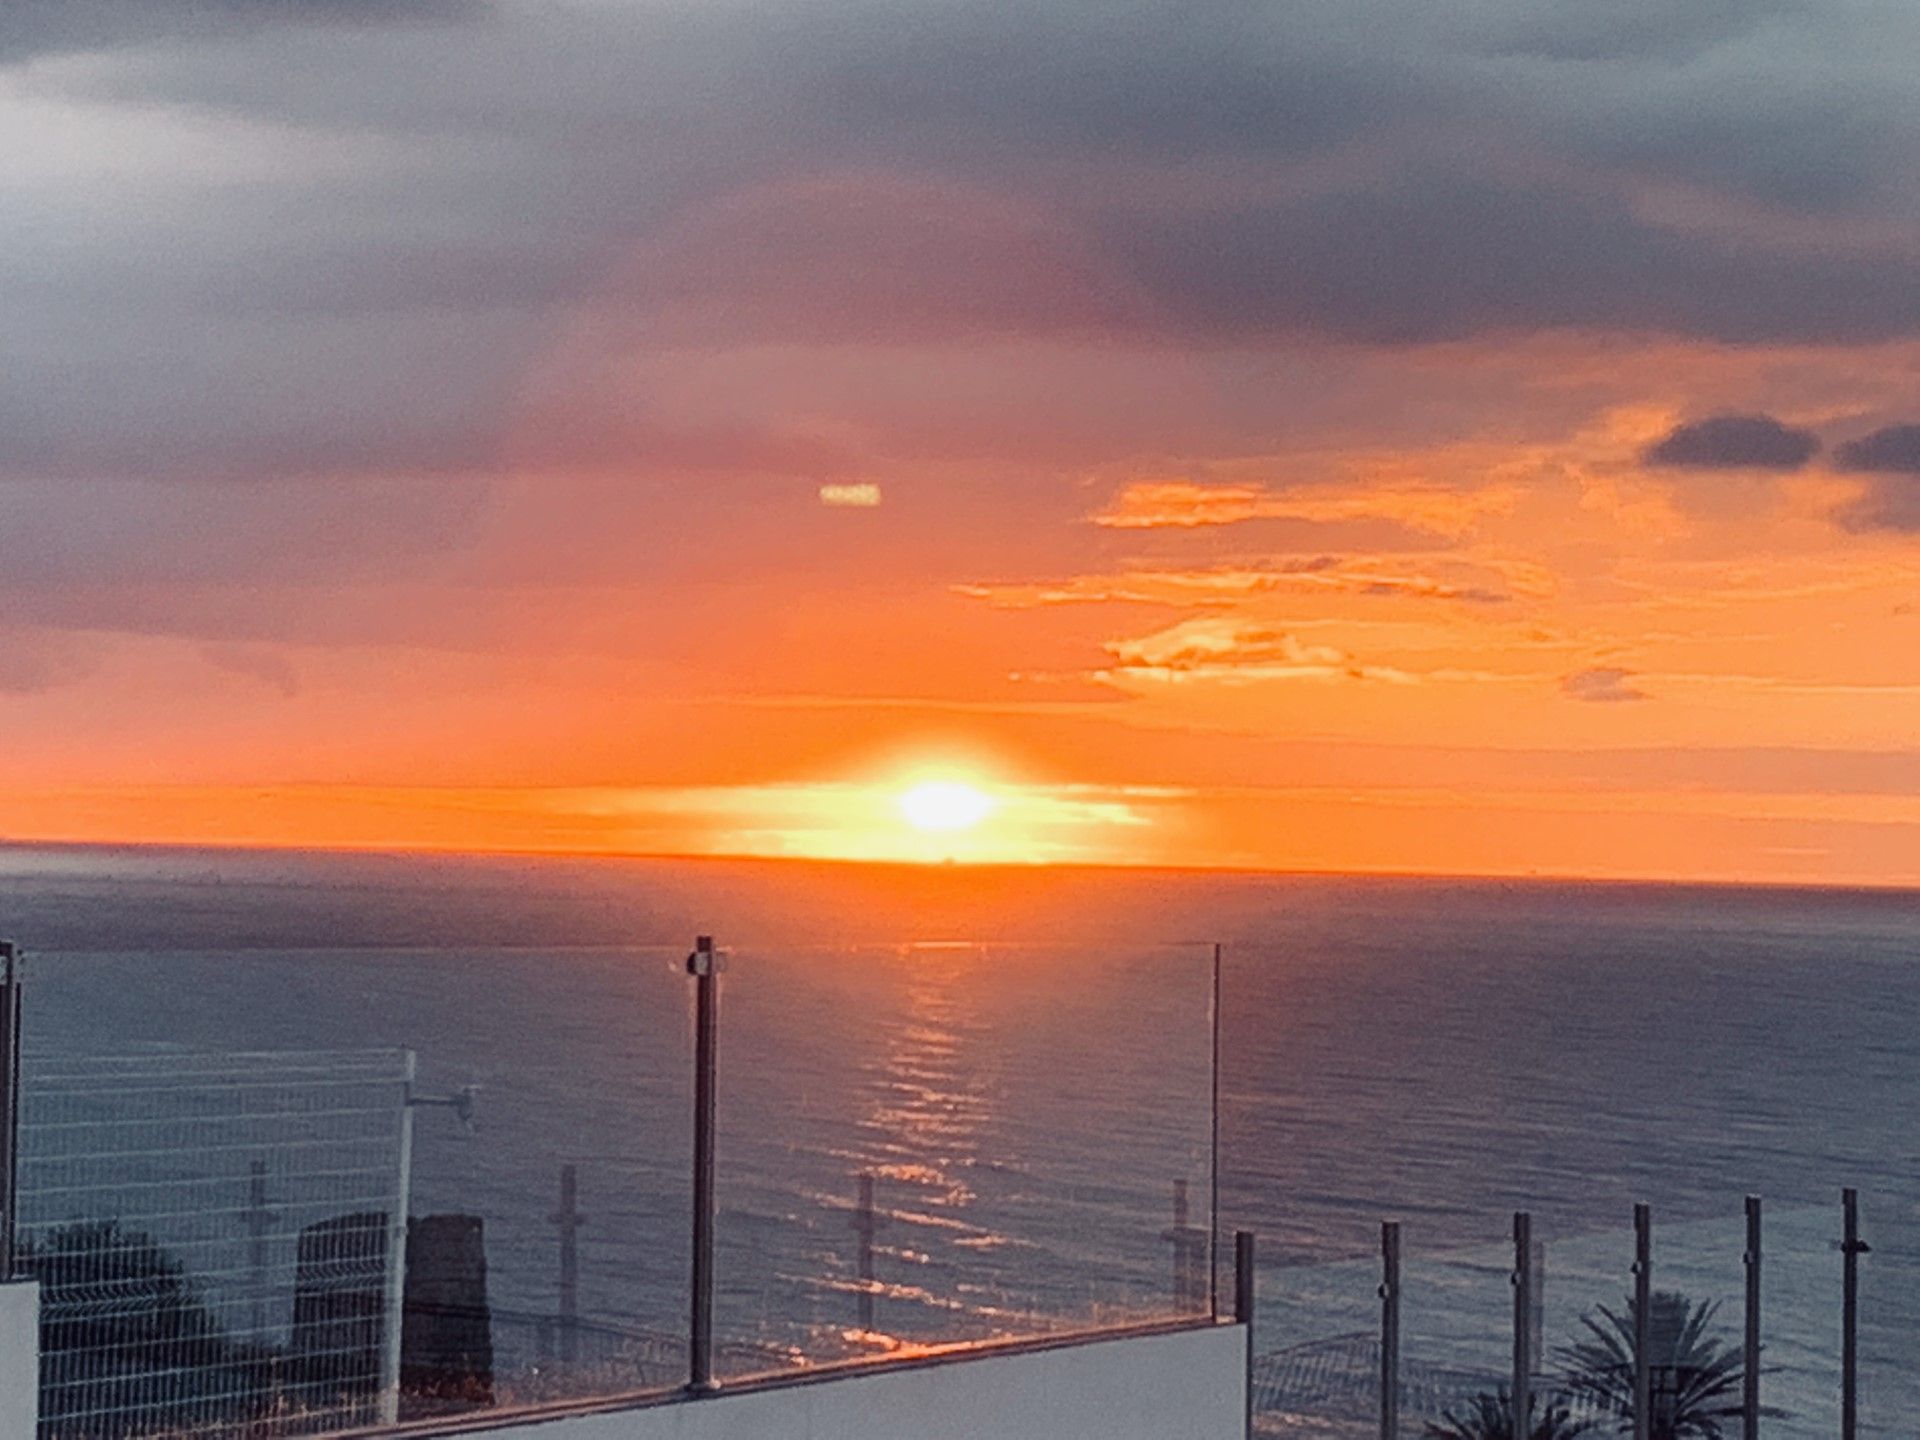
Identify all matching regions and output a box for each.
[839,946,1005,1353]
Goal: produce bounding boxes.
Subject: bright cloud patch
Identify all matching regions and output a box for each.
[1093,480,1519,540]
[1099,619,1411,686]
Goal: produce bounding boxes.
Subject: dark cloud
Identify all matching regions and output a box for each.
[1822,425,1920,532]
[4,0,1920,491]
[1642,415,1820,470]
[0,0,480,64]
[1833,424,1920,473]
[1468,0,1792,63]
[1833,480,1920,534]
[1561,667,1650,703]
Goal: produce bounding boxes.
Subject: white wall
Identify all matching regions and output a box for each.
[455,1324,1245,1440]
[0,1281,39,1438]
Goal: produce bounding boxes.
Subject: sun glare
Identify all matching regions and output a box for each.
[898,780,995,833]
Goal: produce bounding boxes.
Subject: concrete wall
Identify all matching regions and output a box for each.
[445,1324,1245,1440]
[0,1281,39,1438]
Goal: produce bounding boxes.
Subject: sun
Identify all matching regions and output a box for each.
[898,780,995,833]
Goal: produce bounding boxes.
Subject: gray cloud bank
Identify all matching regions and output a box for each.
[5,0,1920,668]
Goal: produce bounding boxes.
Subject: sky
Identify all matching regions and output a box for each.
[4,0,1920,884]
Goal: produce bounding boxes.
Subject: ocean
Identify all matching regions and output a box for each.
[3,843,1916,1435]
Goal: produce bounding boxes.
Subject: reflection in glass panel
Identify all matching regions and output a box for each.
[713,942,1217,1378]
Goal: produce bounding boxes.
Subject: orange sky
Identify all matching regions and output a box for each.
[5,6,1920,886]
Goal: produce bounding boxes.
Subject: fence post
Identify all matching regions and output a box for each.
[1842,1188,1862,1440]
[1380,1221,1400,1440]
[380,1050,416,1426]
[1743,1195,1761,1440]
[1512,1211,1532,1440]
[1209,943,1223,1318]
[1235,1230,1256,1440]
[687,936,720,1393]
[1632,1202,1651,1440]
[551,1164,585,1363]
[0,942,20,1281]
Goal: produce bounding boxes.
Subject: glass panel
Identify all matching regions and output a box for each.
[17,945,691,1435]
[712,941,1217,1378]
[1399,1222,1510,1438]
[1247,1242,1381,1439]
[1855,1188,1920,1439]
[1764,1199,1847,1435]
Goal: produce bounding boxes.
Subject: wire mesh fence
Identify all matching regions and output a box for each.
[15,1049,414,1440]
[1246,1195,1920,1439]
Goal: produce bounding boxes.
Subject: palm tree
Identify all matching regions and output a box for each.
[1426,1386,1592,1439]
[1557,1291,1743,1439]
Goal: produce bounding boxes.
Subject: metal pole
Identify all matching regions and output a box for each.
[1842,1188,1862,1440]
[1236,1230,1256,1440]
[687,936,719,1392]
[1380,1221,1400,1440]
[0,942,20,1282]
[1512,1212,1532,1440]
[1743,1195,1761,1440]
[1633,1202,1651,1440]
[853,1172,881,1333]
[379,1049,417,1427]
[1209,942,1223,1318]
[551,1164,585,1363]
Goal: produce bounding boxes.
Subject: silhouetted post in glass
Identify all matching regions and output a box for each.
[852,1172,887,1333]
[1841,1188,1866,1440]
[0,942,19,1280]
[550,1164,586,1363]
[1379,1221,1400,1440]
[1511,1211,1532,1440]
[1632,1203,1651,1440]
[1164,1179,1208,1314]
[687,936,719,1392]
[1743,1195,1761,1440]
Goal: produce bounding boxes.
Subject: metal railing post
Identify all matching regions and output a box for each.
[0,942,19,1281]
[1380,1221,1400,1440]
[1842,1188,1862,1440]
[1632,1202,1651,1440]
[1209,943,1223,1318]
[380,1049,417,1426]
[1743,1195,1761,1440]
[687,936,720,1392]
[1512,1211,1532,1440]
[1235,1230,1256,1440]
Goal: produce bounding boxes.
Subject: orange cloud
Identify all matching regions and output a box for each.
[1092,479,1523,539]
[1096,619,1416,687]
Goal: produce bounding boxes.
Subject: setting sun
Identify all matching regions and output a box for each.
[898,780,995,833]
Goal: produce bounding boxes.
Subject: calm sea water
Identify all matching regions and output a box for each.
[3,844,1917,1433]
